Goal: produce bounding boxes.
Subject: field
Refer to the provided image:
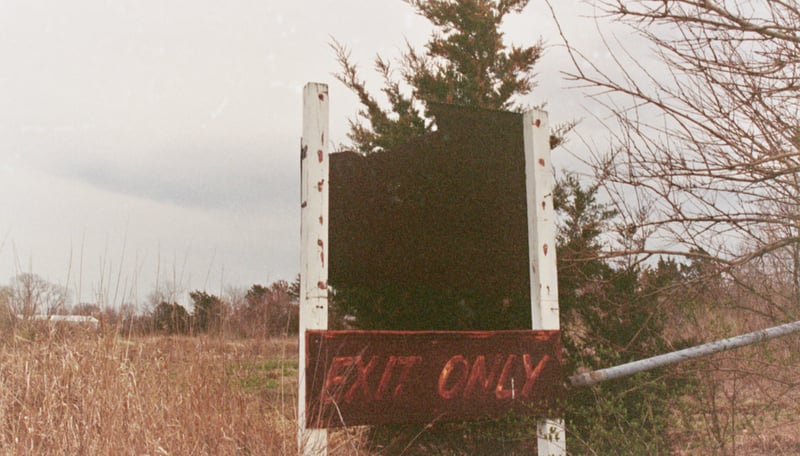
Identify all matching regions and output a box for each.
[3,320,800,455]
[0,326,305,455]
[664,308,800,455]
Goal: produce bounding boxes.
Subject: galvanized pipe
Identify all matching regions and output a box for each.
[569,319,800,388]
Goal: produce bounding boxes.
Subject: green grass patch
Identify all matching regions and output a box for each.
[232,358,298,393]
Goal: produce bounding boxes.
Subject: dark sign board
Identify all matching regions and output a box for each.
[329,104,532,329]
[305,330,564,428]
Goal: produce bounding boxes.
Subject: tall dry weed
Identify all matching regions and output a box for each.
[0,324,299,455]
[666,286,800,455]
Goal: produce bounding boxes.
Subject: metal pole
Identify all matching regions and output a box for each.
[569,319,800,388]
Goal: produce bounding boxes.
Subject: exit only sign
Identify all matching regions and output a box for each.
[305,330,564,428]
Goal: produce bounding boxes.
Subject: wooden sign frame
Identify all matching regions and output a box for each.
[298,83,565,455]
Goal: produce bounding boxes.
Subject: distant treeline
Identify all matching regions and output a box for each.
[0,274,300,338]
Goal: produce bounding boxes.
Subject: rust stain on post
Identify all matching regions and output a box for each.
[300,82,329,454]
[542,243,549,256]
[534,119,541,127]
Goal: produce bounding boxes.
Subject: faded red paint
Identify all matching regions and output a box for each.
[464,355,503,398]
[538,158,545,166]
[305,330,563,428]
[437,355,469,399]
[543,243,549,256]
[317,149,324,163]
[534,119,541,127]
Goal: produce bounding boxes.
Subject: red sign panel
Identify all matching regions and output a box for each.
[305,330,563,428]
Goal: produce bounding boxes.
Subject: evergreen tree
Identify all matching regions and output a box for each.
[239,282,299,337]
[190,290,225,334]
[332,1,687,451]
[554,174,694,454]
[152,302,190,335]
[333,0,542,154]
[332,0,548,334]
[330,2,561,453]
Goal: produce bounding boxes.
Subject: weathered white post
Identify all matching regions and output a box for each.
[523,109,566,455]
[299,82,329,455]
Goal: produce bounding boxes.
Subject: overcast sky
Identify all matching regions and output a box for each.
[0,0,633,309]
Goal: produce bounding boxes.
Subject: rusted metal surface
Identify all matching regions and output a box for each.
[305,330,564,428]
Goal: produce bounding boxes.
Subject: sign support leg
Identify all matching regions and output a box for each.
[523,109,566,455]
[299,82,330,455]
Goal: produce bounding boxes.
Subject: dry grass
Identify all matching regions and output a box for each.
[5,311,800,455]
[665,303,800,455]
[669,343,800,455]
[0,324,300,455]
